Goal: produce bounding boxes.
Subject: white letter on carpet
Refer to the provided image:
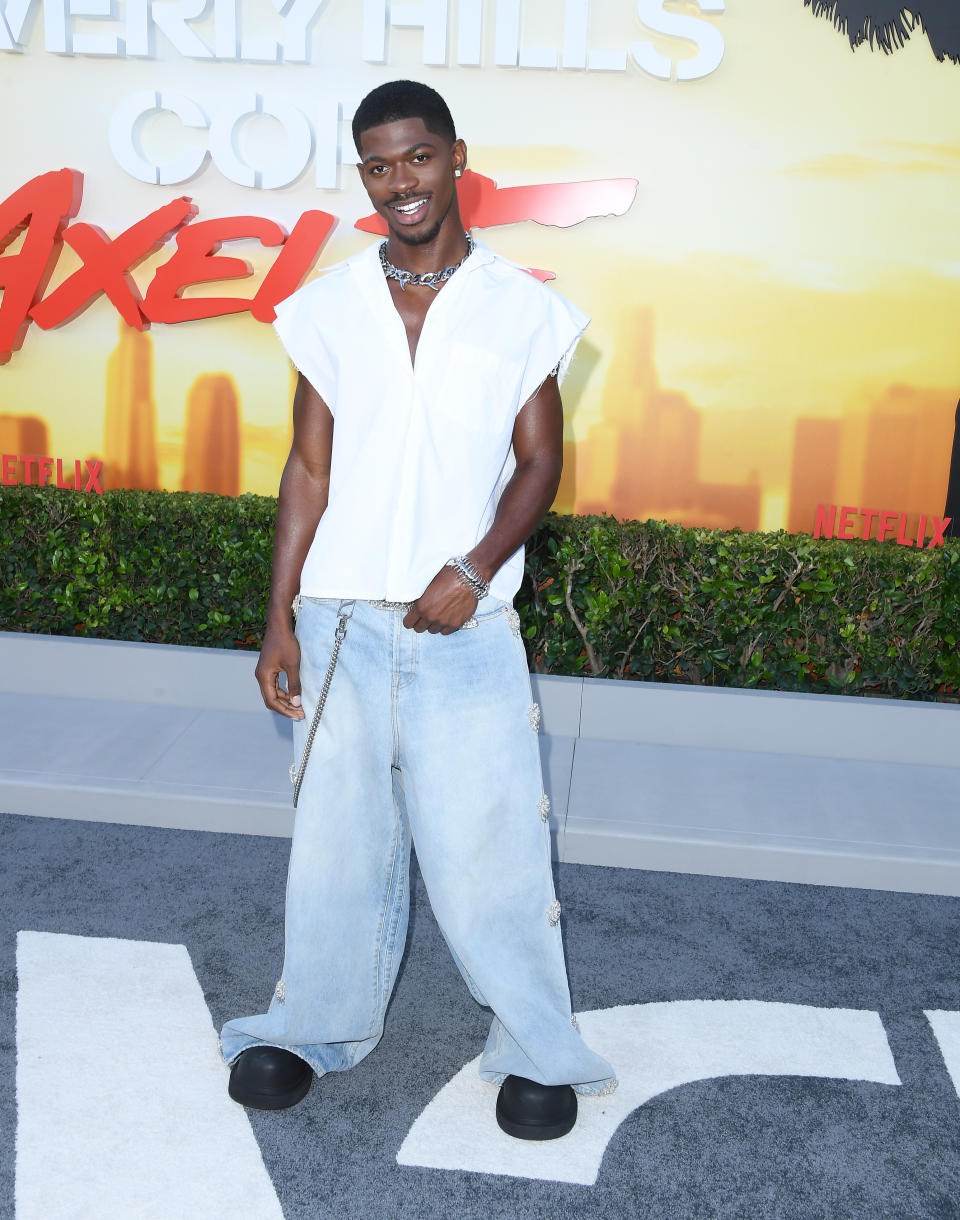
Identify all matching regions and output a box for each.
[397,999,901,1186]
[15,931,283,1219]
[925,1010,960,1098]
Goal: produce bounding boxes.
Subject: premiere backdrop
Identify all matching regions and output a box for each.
[1,0,959,537]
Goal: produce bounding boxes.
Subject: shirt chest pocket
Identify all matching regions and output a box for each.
[432,341,522,436]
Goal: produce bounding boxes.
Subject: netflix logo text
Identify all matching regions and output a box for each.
[2,455,104,493]
[813,504,952,549]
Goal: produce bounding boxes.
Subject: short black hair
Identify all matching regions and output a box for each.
[352,80,456,155]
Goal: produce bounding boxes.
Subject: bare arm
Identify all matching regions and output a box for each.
[255,373,334,717]
[404,375,563,634]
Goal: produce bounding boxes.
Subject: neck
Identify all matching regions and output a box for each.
[384,213,469,275]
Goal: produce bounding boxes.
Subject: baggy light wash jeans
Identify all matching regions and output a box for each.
[219,595,617,1095]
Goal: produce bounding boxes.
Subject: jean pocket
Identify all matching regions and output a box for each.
[473,596,509,622]
[294,595,344,633]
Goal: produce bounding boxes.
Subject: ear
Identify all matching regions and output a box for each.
[451,138,467,179]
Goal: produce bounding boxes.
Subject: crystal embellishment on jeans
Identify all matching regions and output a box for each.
[288,763,296,784]
[571,1013,580,1031]
[594,1079,619,1096]
[538,793,551,822]
[506,608,521,638]
[274,979,286,1005]
[528,702,541,732]
[547,900,561,926]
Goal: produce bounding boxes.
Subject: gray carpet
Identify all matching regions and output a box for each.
[3,810,960,1219]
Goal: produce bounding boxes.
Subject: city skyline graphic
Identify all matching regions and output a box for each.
[2,305,954,540]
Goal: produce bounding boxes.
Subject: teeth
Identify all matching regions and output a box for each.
[394,199,425,214]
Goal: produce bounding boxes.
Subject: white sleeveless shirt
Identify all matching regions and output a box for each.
[273,237,588,602]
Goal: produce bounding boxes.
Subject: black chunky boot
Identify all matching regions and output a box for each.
[495,1074,577,1140]
[228,1046,313,1110]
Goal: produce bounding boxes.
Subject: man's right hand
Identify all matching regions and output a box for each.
[255,624,305,719]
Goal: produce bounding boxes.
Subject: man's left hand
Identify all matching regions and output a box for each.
[404,566,478,634]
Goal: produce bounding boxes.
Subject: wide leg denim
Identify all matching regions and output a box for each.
[220,596,617,1096]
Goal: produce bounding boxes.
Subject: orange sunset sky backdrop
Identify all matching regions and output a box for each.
[1,0,958,533]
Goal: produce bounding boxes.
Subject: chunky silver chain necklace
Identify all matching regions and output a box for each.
[379,232,474,292]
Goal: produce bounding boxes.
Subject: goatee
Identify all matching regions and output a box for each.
[390,217,445,247]
[387,192,454,247]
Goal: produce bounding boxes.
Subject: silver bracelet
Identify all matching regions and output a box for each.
[445,555,489,601]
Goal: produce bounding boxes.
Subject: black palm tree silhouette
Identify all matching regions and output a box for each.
[805,0,960,533]
[804,1,960,63]
[946,404,960,533]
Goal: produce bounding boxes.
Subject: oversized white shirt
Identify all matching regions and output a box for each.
[273,237,588,602]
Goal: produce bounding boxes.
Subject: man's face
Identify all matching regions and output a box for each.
[357,116,467,247]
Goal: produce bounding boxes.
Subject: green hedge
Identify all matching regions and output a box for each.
[2,486,958,700]
[1,488,273,648]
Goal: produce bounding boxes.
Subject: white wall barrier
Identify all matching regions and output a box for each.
[2,631,959,894]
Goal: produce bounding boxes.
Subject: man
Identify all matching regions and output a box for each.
[220,79,616,1140]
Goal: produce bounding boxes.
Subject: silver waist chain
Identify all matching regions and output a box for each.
[290,599,355,808]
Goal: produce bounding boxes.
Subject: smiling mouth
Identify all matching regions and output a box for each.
[389,196,429,220]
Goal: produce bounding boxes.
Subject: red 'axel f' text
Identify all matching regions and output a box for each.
[0,168,336,363]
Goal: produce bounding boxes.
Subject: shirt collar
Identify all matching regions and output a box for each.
[462,235,496,273]
[350,232,496,328]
